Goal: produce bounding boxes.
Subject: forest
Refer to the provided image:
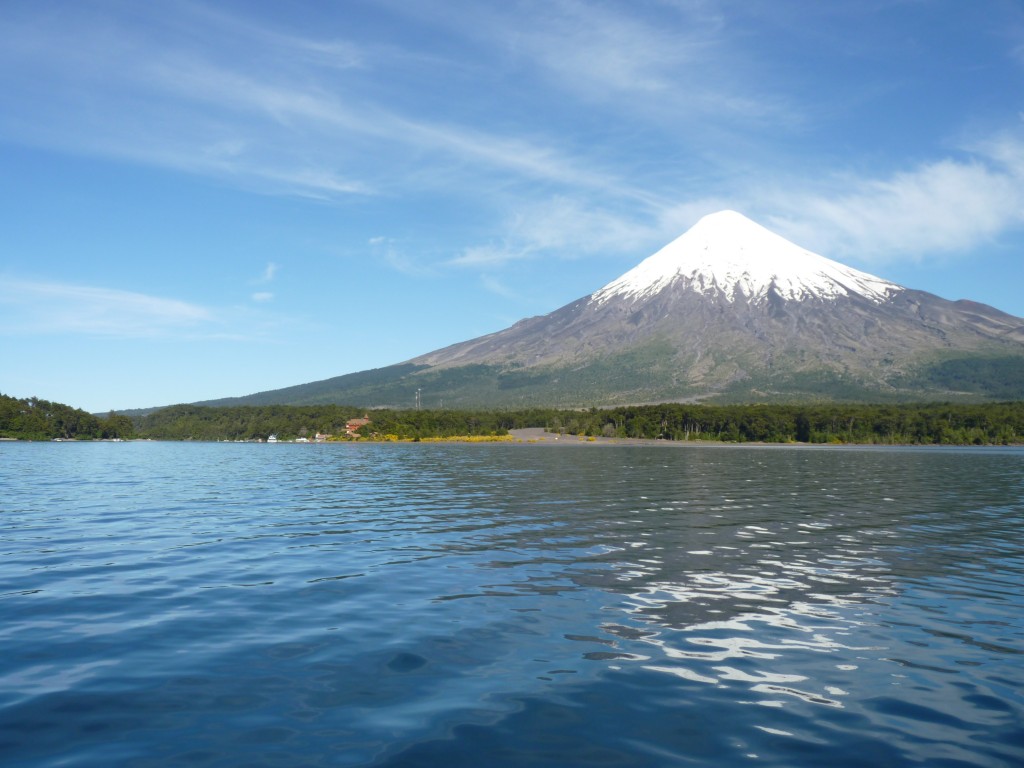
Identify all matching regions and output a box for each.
[547,401,1024,445]
[0,394,135,440]
[132,403,546,441]
[2,393,1023,445]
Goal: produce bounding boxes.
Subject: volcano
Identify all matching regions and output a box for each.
[204,211,1024,408]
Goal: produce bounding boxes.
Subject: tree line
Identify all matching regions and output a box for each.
[3,393,1023,445]
[133,404,544,441]
[113,400,1024,445]
[548,402,1024,445]
[0,394,135,440]
[135,403,368,441]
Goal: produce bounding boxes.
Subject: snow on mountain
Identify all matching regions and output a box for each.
[591,210,902,306]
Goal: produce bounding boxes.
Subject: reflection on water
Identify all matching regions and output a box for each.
[1,441,1022,767]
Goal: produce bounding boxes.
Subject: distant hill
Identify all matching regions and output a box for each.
[199,211,1024,409]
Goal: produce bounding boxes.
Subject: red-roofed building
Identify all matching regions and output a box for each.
[345,416,371,437]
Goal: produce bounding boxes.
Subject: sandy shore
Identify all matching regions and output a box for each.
[507,427,721,447]
[503,429,971,450]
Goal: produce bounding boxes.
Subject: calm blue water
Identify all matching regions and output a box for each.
[1,441,1022,767]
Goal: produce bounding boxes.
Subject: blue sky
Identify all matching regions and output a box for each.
[2,0,1024,413]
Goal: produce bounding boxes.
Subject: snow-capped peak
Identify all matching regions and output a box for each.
[591,210,902,306]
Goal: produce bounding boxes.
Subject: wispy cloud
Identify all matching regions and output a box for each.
[0,5,620,201]
[5,2,1022,282]
[256,262,279,283]
[761,139,1024,263]
[0,278,214,338]
[180,2,367,72]
[449,243,526,268]
[479,275,519,300]
[368,237,436,277]
[450,197,663,267]
[248,263,278,302]
[449,133,1024,274]
[413,0,794,126]
[525,0,703,95]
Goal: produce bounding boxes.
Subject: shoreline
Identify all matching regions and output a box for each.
[505,429,1024,449]
[4,431,1020,449]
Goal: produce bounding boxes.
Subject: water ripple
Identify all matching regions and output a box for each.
[1,441,1022,766]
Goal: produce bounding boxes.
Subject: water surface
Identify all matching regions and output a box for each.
[1,441,1022,766]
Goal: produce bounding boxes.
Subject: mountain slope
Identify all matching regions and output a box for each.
[202,211,1024,408]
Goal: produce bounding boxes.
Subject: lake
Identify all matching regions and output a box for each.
[1,441,1022,767]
